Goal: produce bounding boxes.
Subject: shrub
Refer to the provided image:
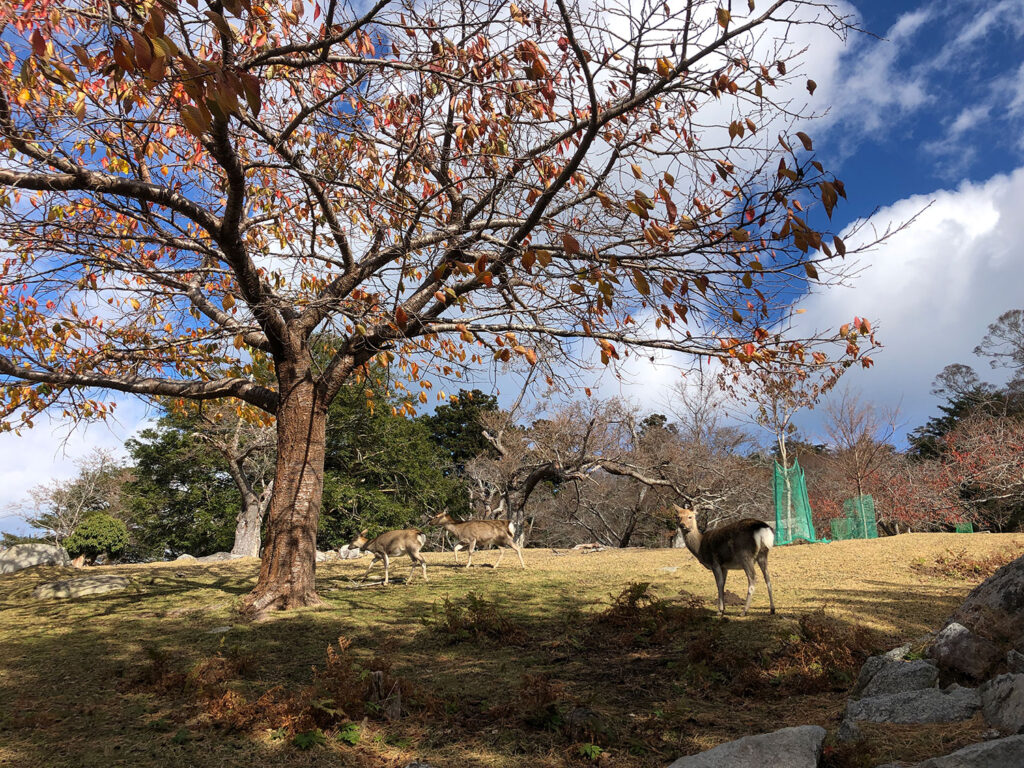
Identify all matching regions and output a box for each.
[64,513,129,561]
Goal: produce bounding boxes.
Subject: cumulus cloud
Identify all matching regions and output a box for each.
[789,165,1024,441]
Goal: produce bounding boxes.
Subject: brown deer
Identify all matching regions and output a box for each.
[350,529,428,584]
[674,505,775,617]
[427,511,525,569]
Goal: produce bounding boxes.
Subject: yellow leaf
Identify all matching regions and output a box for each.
[716,8,731,27]
[630,163,643,179]
[222,294,235,310]
[129,298,140,311]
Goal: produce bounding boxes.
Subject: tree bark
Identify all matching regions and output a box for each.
[230,484,272,558]
[241,365,327,614]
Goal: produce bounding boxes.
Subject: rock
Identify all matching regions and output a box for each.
[845,685,981,725]
[883,643,912,660]
[666,725,826,768]
[573,543,605,552]
[316,550,327,562]
[337,545,365,560]
[174,554,197,562]
[93,553,109,566]
[879,734,1024,767]
[948,553,1024,651]
[195,552,239,563]
[1008,650,1024,674]
[33,574,132,599]
[315,550,340,562]
[928,622,1002,679]
[0,543,71,574]
[852,656,939,699]
[659,566,678,573]
[206,626,233,635]
[837,718,862,743]
[980,674,1024,735]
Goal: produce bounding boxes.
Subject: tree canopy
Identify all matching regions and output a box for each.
[0,0,880,611]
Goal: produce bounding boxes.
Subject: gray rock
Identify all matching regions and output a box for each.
[337,545,365,560]
[174,554,197,562]
[845,685,981,725]
[666,725,826,768]
[980,674,1024,735]
[33,575,132,599]
[837,717,862,743]
[928,622,1002,679]
[853,657,939,699]
[881,734,1024,767]
[949,554,1024,652]
[206,626,233,634]
[315,550,327,562]
[0,543,71,574]
[883,643,912,660]
[195,552,240,563]
[1008,650,1024,674]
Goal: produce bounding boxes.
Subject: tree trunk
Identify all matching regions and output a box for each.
[242,369,327,614]
[670,526,686,548]
[230,486,271,558]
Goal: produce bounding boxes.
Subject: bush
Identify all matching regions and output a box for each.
[64,513,129,561]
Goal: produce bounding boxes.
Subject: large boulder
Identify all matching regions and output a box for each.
[844,685,981,726]
[0,543,70,574]
[948,553,1024,652]
[928,623,1002,680]
[852,656,939,699]
[666,725,826,768]
[980,674,1024,735]
[195,552,243,563]
[174,553,197,562]
[875,734,1024,768]
[33,575,132,599]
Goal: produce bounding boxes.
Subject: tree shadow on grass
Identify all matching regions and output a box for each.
[0,563,965,768]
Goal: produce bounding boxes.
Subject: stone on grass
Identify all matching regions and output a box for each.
[980,674,1024,735]
[174,554,197,562]
[0,543,70,574]
[845,685,981,725]
[195,552,240,563]
[33,574,132,599]
[666,725,826,768]
[928,622,1002,680]
[852,657,939,699]
[876,734,1024,768]
[338,545,365,560]
[1007,650,1024,674]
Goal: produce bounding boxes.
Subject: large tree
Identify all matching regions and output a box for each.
[0,0,876,612]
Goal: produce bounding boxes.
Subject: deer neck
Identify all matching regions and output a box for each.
[681,526,703,560]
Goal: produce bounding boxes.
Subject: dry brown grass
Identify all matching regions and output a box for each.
[1,533,1022,768]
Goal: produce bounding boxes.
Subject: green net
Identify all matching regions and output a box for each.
[829,495,879,539]
[955,522,974,533]
[773,458,824,544]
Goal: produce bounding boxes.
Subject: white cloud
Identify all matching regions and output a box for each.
[0,399,153,537]
[790,165,1024,441]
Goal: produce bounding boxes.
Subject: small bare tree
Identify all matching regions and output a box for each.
[13,450,128,545]
[821,386,900,500]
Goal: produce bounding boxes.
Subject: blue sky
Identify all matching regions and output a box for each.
[3,0,1024,535]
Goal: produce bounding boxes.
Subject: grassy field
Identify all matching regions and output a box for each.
[2,533,1023,768]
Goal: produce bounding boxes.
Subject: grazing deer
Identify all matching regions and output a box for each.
[427,511,525,569]
[674,505,775,617]
[350,529,428,584]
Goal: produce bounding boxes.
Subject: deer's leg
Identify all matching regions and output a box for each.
[513,542,525,569]
[712,562,727,616]
[465,541,476,568]
[382,553,391,585]
[452,541,462,565]
[361,556,379,581]
[758,552,775,615]
[741,559,758,617]
[493,546,505,569]
[410,551,427,582]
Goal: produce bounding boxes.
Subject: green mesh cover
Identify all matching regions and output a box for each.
[773,458,823,544]
[830,495,879,539]
[955,522,974,533]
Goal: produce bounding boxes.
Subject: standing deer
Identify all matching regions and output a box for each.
[350,529,428,584]
[674,505,775,617]
[428,511,525,569]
